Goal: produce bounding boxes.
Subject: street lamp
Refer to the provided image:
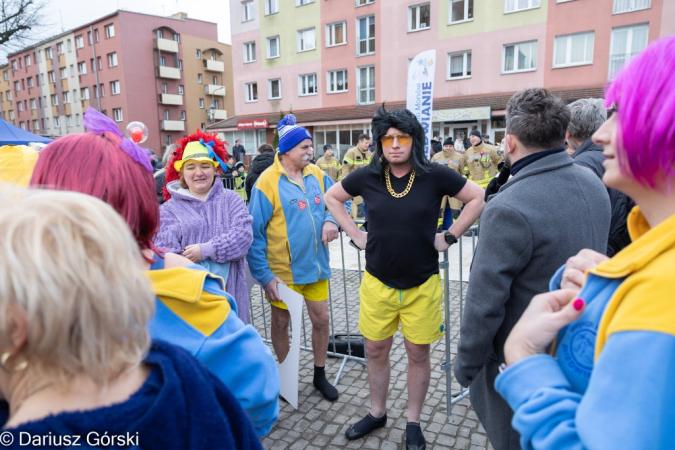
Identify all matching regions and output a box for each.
[207,85,225,123]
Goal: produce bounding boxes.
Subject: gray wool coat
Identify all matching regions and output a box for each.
[453,151,610,450]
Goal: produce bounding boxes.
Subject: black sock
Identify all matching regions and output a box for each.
[406,422,426,450]
[313,365,338,401]
[345,413,387,440]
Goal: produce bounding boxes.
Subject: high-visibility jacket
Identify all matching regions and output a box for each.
[465,143,503,188]
[234,171,247,202]
[340,146,371,180]
[316,155,340,182]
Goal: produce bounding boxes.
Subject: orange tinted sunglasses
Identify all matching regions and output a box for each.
[380,134,412,146]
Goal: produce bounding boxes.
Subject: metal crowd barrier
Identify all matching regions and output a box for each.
[247,222,479,416]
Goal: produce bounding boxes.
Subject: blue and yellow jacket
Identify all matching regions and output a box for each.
[496,207,675,449]
[247,153,337,287]
[147,258,279,437]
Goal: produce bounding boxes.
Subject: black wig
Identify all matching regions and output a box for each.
[368,104,432,179]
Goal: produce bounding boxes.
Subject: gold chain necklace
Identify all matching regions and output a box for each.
[385,166,416,198]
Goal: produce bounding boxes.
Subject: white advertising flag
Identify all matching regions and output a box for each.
[406,50,436,159]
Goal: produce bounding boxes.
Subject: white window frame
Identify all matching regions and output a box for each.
[178,85,184,95]
[245,82,258,102]
[244,42,256,63]
[196,49,201,59]
[449,0,474,24]
[198,73,203,84]
[298,73,318,96]
[408,3,431,32]
[108,52,118,67]
[356,0,374,5]
[51,94,58,106]
[63,91,71,104]
[75,35,84,49]
[326,21,347,47]
[27,77,34,88]
[53,116,59,127]
[25,55,31,66]
[199,98,204,109]
[105,24,115,38]
[504,0,540,13]
[268,78,282,100]
[111,81,120,95]
[296,0,315,5]
[356,66,375,105]
[297,28,316,52]
[181,110,186,121]
[266,36,280,59]
[553,31,594,68]
[60,67,67,79]
[356,16,375,56]
[264,0,279,15]
[78,62,87,75]
[613,0,650,14]
[327,69,348,94]
[33,119,39,131]
[113,108,123,122]
[242,1,255,22]
[447,50,472,79]
[608,24,649,79]
[30,99,37,109]
[81,87,90,100]
[502,40,538,73]
[66,115,73,127]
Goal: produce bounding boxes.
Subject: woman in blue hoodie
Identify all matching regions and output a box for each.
[0,188,261,449]
[495,37,675,450]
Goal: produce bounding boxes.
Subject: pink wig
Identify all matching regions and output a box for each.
[605,36,675,189]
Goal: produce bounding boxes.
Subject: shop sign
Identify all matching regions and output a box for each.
[433,107,491,122]
[237,119,269,129]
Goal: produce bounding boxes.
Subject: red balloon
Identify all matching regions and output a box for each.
[130,127,144,143]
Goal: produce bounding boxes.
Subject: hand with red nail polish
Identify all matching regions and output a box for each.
[504,289,585,366]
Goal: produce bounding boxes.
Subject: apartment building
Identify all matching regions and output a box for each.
[212,0,673,157]
[0,64,15,125]
[5,10,234,155]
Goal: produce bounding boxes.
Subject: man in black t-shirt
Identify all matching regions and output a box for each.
[325,106,485,449]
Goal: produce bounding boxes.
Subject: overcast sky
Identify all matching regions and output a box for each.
[2,0,231,61]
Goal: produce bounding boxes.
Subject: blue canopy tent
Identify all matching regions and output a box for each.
[0,119,54,146]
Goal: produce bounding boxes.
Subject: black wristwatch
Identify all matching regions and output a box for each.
[444,231,458,245]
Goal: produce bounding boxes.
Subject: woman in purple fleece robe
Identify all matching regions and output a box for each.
[155,141,253,323]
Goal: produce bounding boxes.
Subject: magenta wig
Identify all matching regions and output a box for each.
[605,36,675,189]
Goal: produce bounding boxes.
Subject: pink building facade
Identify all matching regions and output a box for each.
[214,0,672,157]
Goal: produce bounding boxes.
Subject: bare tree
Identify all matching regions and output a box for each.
[0,0,47,51]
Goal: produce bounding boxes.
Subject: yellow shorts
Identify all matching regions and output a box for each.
[358,271,444,345]
[269,279,329,310]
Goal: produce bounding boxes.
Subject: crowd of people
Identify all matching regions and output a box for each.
[0,36,672,450]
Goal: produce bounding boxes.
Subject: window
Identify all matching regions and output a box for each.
[164,110,169,120]
[113,108,123,122]
[409,4,430,31]
[212,75,218,84]
[162,83,167,94]
[88,31,92,45]
[9,111,14,120]
[327,69,348,93]
[268,79,281,99]
[179,85,184,95]
[178,59,183,70]
[181,110,186,121]
[2,71,7,81]
[45,118,49,128]
[11,60,17,70]
[93,85,99,98]
[266,36,280,58]
[63,92,70,104]
[503,41,537,73]
[47,71,55,83]
[60,67,67,79]
[76,114,81,126]
[210,52,216,61]
[95,29,100,42]
[17,102,23,112]
[447,50,472,78]
[157,29,164,39]
[450,0,474,23]
[45,47,53,59]
[111,81,120,95]
[75,36,84,48]
[105,24,115,38]
[33,119,39,131]
[357,66,375,104]
[108,52,118,67]
[243,1,254,21]
[30,99,36,109]
[245,82,258,102]
[357,16,375,56]
[27,77,34,88]
[609,24,648,78]
[51,94,58,106]
[66,115,73,127]
[244,42,256,62]
[356,0,374,5]
[25,55,31,66]
[6,91,11,101]
[78,62,87,74]
[297,0,314,4]
[265,0,279,15]
[197,73,203,84]
[196,49,201,59]
[20,122,25,130]
[199,98,204,108]
[100,84,105,97]
[554,31,594,68]
[98,57,103,70]
[159,56,166,66]
[81,87,90,100]
[174,33,179,42]
[326,22,347,47]
[13,81,19,92]
[70,65,76,77]
[504,0,540,13]
[299,73,317,96]
[613,0,650,13]
[297,28,316,52]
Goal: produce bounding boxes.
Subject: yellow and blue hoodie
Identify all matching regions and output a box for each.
[247,153,337,287]
[496,207,675,449]
[148,257,279,437]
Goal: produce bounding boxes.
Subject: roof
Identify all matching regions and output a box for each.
[207,86,606,131]
[0,119,54,146]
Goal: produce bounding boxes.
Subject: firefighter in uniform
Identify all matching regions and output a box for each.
[316,144,340,183]
[431,138,468,229]
[341,134,371,219]
[465,129,503,189]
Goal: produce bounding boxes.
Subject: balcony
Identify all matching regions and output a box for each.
[203,59,225,72]
[161,120,185,131]
[157,66,181,79]
[205,84,225,96]
[212,109,227,120]
[159,93,183,105]
[154,38,179,53]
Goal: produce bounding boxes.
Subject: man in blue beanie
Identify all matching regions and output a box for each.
[247,114,341,401]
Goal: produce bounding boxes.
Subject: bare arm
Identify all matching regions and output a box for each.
[325,181,365,248]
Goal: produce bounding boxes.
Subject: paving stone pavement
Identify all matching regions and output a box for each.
[249,261,495,450]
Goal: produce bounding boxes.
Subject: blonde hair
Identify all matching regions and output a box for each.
[0,187,154,384]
